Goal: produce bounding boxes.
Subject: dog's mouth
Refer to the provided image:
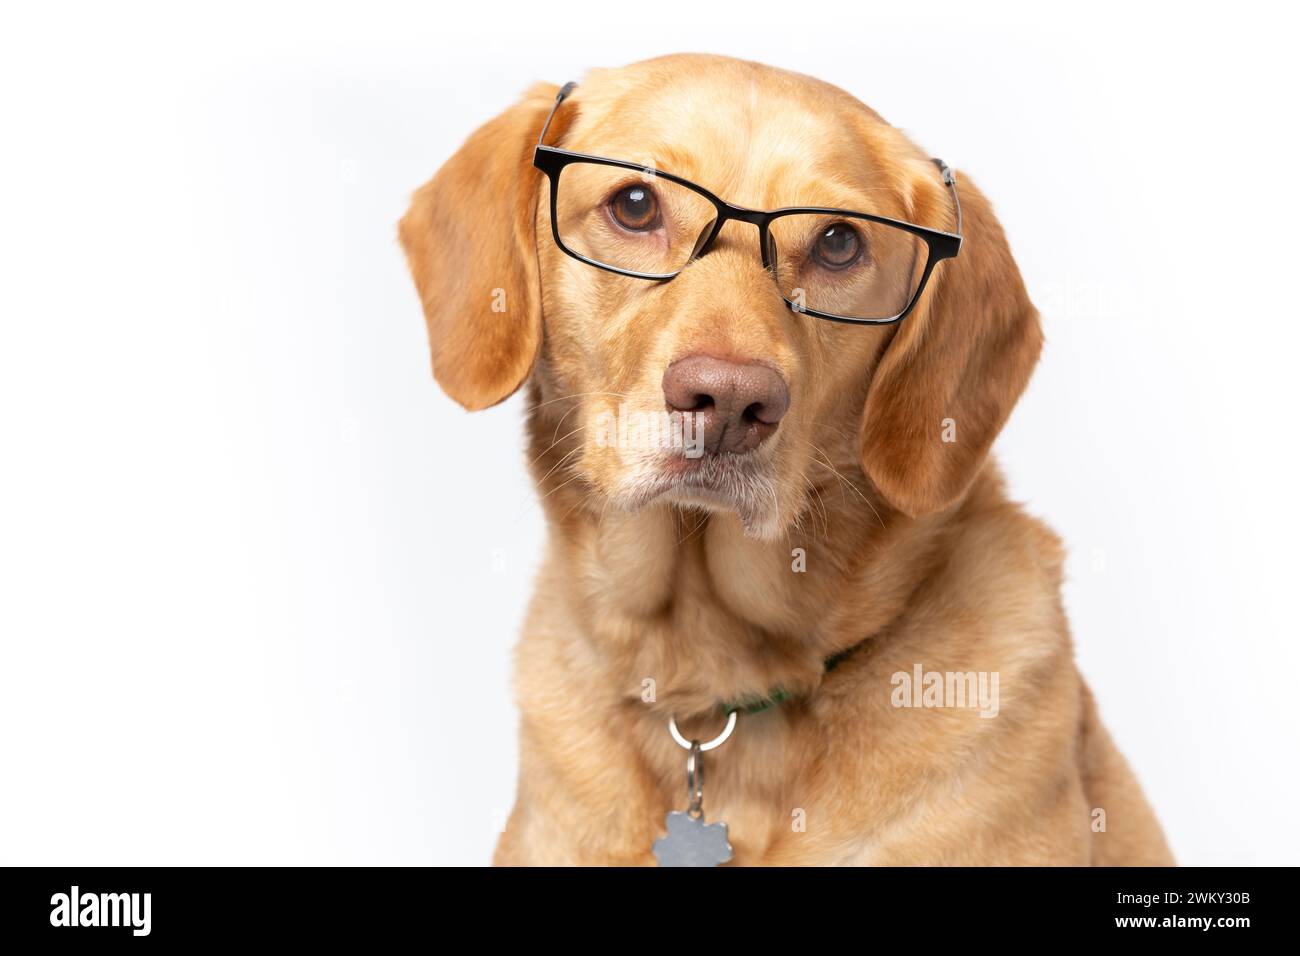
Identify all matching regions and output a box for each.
[615,452,783,538]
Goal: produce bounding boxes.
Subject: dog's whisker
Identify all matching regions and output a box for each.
[803,475,831,541]
[526,389,633,414]
[786,415,858,445]
[513,437,590,523]
[547,400,585,448]
[533,429,588,483]
[541,470,590,509]
[528,424,588,470]
[674,506,711,547]
[795,436,885,530]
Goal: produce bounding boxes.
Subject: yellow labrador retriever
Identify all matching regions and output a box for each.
[400,54,1173,865]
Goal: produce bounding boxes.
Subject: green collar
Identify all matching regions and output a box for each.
[718,639,867,716]
[720,686,793,716]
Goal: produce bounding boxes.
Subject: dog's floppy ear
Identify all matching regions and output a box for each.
[860,174,1043,518]
[398,82,561,410]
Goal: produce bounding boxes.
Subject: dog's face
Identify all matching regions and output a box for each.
[402,55,1041,533]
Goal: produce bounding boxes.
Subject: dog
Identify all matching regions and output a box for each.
[399,54,1173,865]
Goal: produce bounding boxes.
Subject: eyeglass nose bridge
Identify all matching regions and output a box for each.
[689,202,778,272]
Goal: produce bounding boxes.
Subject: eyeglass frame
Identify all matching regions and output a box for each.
[530,81,964,326]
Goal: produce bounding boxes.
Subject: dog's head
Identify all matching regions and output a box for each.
[401,55,1041,537]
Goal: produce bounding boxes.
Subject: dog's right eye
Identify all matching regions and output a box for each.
[809,221,864,271]
[608,185,661,232]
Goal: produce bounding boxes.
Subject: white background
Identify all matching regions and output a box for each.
[2,1,1297,865]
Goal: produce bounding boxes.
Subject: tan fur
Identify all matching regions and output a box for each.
[400,54,1173,866]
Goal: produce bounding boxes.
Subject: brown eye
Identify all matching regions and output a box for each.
[609,184,661,231]
[811,221,863,270]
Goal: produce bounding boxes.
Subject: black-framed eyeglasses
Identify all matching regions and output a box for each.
[531,81,963,326]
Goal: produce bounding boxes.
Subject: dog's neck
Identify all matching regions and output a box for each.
[524,386,977,720]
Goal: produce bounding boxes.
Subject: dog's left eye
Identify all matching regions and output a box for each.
[609,185,661,232]
[810,222,864,270]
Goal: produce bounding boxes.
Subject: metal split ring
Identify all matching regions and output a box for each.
[668,709,737,752]
[686,742,704,818]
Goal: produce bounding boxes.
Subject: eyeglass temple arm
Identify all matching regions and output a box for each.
[537,81,578,147]
[932,158,962,236]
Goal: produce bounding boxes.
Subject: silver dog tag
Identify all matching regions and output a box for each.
[652,739,733,867]
[653,811,733,867]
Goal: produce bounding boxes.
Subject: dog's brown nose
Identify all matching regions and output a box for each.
[662,355,789,454]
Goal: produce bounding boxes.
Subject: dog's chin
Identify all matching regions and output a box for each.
[608,453,787,540]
